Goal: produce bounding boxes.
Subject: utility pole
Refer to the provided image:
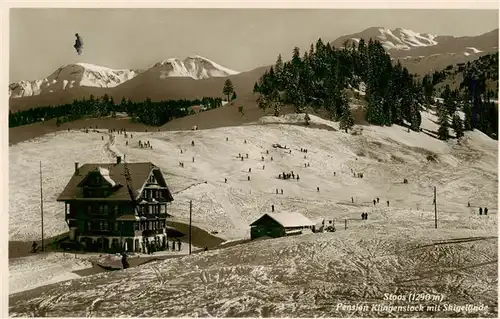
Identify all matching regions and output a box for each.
[40,161,44,252]
[189,200,192,255]
[434,186,438,229]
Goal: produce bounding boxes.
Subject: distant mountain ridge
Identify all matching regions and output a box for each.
[9,56,240,99]
[331,27,498,75]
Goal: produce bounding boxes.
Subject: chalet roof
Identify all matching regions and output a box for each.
[57,162,173,202]
[250,212,314,228]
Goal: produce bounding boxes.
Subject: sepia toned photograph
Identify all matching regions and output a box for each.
[6,3,499,317]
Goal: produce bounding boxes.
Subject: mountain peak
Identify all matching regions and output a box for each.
[9,63,139,98]
[150,55,239,80]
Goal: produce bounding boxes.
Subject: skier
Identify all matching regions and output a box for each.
[281,189,283,194]
[317,187,320,192]
[249,168,252,173]
[271,204,275,212]
[467,201,470,207]
[177,239,181,251]
[376,197,379,203]
[224,178,227,183]
[191,141,195,146]
[296,174,299,181]
[373,199,376,206]
[484,207,488,215]
[351,197,354,203]
[387,200,390,207]
[479,207,483,215]
[248,176,251,181]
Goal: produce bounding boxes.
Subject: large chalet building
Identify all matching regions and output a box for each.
[57,156,174,253]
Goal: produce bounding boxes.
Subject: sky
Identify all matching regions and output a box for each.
[9,8,499,82]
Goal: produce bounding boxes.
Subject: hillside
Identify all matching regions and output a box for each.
[430,52,499,95]
[8,110,498,316]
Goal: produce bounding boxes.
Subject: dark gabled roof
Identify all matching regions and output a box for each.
[57,162,173,202]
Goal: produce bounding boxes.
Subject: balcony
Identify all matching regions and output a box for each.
[134,229,165,237]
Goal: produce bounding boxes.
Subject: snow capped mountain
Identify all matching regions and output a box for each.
[9,56,240,99]
[376,28,438,51]
[9,63,140,98]
[150,55,239,80]
[332,27,439,52]
[332,27,498,75]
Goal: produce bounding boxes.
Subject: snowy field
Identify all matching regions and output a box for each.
[8,109,498,316]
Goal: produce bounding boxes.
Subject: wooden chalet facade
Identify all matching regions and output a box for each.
[56,157,174,253]
[249,212,314,240]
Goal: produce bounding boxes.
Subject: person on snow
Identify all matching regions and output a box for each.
[177,239,181,251]
[479,207,483,215]
[484,207,488,215]
[373,199,376,206]
[31,241,38,253]
[121,252,129,269]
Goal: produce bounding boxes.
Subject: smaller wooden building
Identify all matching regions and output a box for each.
[249,212,314,240]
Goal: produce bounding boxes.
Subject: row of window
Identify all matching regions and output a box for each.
[142,189,165,200]
[83,204,167,215]
[85,220,167,232]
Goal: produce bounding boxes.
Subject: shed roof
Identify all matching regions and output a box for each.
[250,212,314,228]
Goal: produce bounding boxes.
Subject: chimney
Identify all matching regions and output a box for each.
[75,162,79,175]
[117,156,122,164]
[271,204,275,212]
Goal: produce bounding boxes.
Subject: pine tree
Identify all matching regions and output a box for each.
[451,113,464,138]
[222,79,235,102]
[253,82,260,93]
[339,105,354,130]
[462,99,474,131]
[437,105,450,140]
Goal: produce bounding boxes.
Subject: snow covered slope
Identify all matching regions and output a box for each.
[375,28,438,51]
[9,63,139,98]
[9,109,497,242]
[151,55,239,80]
[332,27,438,51]
[8,109,498,315]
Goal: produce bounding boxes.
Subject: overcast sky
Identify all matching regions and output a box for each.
[9,8,499,82]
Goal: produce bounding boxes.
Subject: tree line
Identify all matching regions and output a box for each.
[253,38,498,139]
[9,94,223,128]
[253,38,423,131]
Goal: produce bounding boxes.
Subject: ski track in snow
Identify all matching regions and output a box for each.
[8,110,498,316]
